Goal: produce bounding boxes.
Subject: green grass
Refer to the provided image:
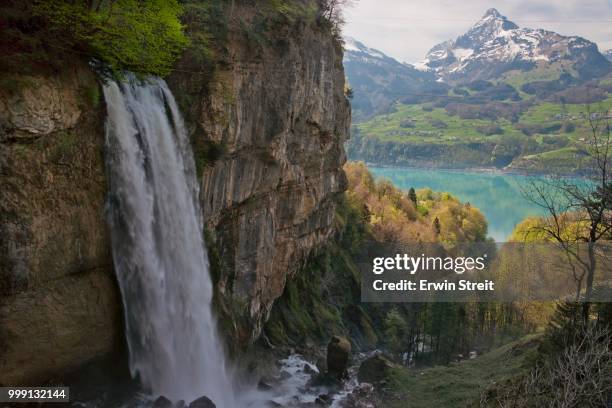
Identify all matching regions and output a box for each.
[499,62,572,89]
[520,96,612,139]
[351,83,611,173]
[522,146,582,160]
[355,104,521,144]
[357,97,612,146]
[598,77,612,87]
[510,147,593,174]
[383,334,542,408]
[521,100,603,123]
[354,94,611,146]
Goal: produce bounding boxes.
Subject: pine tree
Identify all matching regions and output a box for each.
[433,217,441,235]
[408,187,417,206]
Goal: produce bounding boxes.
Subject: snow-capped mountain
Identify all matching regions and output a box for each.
[344,37,395,64]
[604,49,612,62]
[416,8,611,83]
[343,37,447,121]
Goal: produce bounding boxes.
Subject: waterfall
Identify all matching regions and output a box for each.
[102,77,235,406]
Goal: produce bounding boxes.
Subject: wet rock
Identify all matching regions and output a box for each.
[326,336,351,379]
[343,383,376,408]
[188,396,216,408]
[152,396,173,408]
[303,363,317,375]
[357,383,374,395]
[315,393,331,405]
[258,380,273,391]
[316,357,327,374]
[358,354,394,384]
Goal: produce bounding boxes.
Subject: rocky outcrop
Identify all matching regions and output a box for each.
[357,354,394,384]
[168,6,350,346]
[327,336,351,379]
[0,2,349,384]
[0,66,122,385]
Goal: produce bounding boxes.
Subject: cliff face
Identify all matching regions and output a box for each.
[0,66,122,385]
[168,9,351,345]
[0,5,349,384]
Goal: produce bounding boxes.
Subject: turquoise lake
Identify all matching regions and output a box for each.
[369,167,548,242]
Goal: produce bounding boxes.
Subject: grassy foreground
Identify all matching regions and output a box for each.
[383,334,542,408]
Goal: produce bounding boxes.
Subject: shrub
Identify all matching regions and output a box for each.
[516,123,562,136]
[399,119,415,128]
[467,80,493,91]
[430,119,448,129]
[422,104,434,112]
[452,87,469,97]
[476,124,504,136]
[27,0,189,77]
[562,122,576,133]
[482,320,612,408]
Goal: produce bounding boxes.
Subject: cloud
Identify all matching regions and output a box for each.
[344,0,612,62]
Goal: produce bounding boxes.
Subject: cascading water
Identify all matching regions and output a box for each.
[99,76,357,408]
[103,76,235,406]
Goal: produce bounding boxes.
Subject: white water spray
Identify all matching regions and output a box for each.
[103,77,235,406]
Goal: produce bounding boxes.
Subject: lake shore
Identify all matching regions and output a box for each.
[367,165,549,242]
[363,161,591,178]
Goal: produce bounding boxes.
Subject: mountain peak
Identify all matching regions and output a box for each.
[483,8,503,19]
[456,9,518,48]
[474,8,517,32]
[417,8,611,83]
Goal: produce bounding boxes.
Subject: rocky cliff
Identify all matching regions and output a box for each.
[168,5,351,346]
[0,65,122,385]
[0,3,350,384]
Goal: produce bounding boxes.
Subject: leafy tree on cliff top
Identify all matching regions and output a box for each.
[6,0,189,77]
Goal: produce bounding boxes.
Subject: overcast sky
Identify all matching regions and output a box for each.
[343,0,612,63]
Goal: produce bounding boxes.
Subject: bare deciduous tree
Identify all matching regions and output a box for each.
[480,325,612,407]
[318,0,356,34]
[520,105,611,320]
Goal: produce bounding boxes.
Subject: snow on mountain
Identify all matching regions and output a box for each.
[343,37,447,121]
[415,8,611,83]
[344,37,398,64]
[604,50,612,62]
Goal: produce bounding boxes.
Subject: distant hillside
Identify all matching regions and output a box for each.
[345,9,612,175]
[604,49,612,62]
[343,37,448,122]
[416,8,611,84]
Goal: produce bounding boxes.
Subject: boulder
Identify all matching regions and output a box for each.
[343,383,375,408]
[257,380,273,391]
[358,354,394,384]
[315,393,331,405]
[188,396,216,408]
[303,363,317,376]
[152,396,173,408]
[326,336,351,379]
[315,357,327,374]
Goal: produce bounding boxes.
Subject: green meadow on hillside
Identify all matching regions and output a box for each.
[383,334,542,408]
[349,92,612,173]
